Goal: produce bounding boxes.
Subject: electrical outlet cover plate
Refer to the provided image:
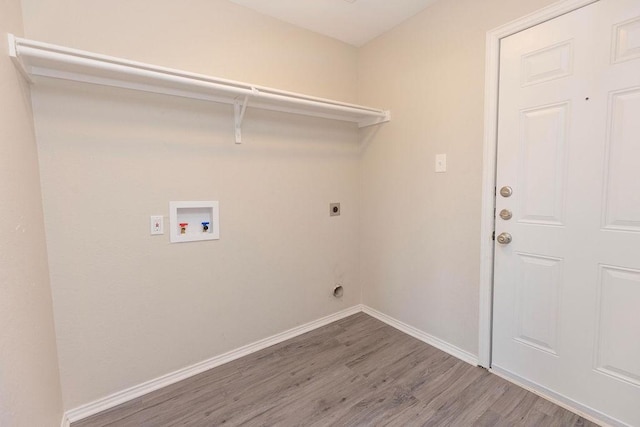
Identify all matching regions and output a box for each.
[150,215,164,235]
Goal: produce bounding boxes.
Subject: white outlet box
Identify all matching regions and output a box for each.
[169,201,220,243]
[435,153,447,173]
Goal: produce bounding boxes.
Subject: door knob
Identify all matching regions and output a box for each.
[499,209,513,220]
[496,232,512,245]
[500,186,513,197]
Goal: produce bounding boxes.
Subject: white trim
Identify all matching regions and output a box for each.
[65,305,363,423]
[61,300,617,425]
[478,0,599,368]
[362,305,479,367]
[490,366,627,427]
[65,304,484,423]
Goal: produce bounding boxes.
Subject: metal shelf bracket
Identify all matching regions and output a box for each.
[234,94,251,144]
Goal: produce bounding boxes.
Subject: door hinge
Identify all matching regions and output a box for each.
[492,231,496,241]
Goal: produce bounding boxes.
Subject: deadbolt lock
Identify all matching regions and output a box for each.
[499,209,513,220]
[500,186,513,197]
[496,232,512,245]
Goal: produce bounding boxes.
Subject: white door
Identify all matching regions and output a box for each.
[492,1,640,425]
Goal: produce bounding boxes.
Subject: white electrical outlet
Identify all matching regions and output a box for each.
[435,154,447,173]
[150,215,164,235]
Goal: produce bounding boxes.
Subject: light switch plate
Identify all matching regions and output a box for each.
[435,154,447,173]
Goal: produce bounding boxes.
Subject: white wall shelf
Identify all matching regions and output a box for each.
[8,34,391,143]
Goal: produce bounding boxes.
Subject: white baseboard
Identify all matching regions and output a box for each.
[491,365,627,427]
[65,304,363,423]
[62,303,626,427]
[361,305,479,366]
[65,304,482,424]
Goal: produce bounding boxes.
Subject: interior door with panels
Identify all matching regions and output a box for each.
[492,1,640,425]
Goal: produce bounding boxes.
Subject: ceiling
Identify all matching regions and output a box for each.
[228,0,440,47]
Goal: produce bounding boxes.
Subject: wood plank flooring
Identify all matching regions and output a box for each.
[73,313,599,426]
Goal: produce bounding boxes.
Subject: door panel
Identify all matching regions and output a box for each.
[595,265,640,387]
[514,253,562,355]
[492,1,640,425]
[612,17,640,63]
[603,88,640,231]
[519,102,569,225]
[521,40,574,86]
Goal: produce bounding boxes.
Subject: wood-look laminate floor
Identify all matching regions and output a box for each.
[74,313,599,427]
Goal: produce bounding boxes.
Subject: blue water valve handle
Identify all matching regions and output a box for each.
[201,222,210,232]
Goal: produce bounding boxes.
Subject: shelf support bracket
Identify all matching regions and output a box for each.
[234,95,250,144]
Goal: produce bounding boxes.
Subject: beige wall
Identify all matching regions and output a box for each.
[358,0,556,356]
[16,0,567,414]
[22,0,361,410]
[20,0,358,103]
[0,0,63,425]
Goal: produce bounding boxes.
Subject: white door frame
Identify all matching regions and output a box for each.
[478,0,599,368]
